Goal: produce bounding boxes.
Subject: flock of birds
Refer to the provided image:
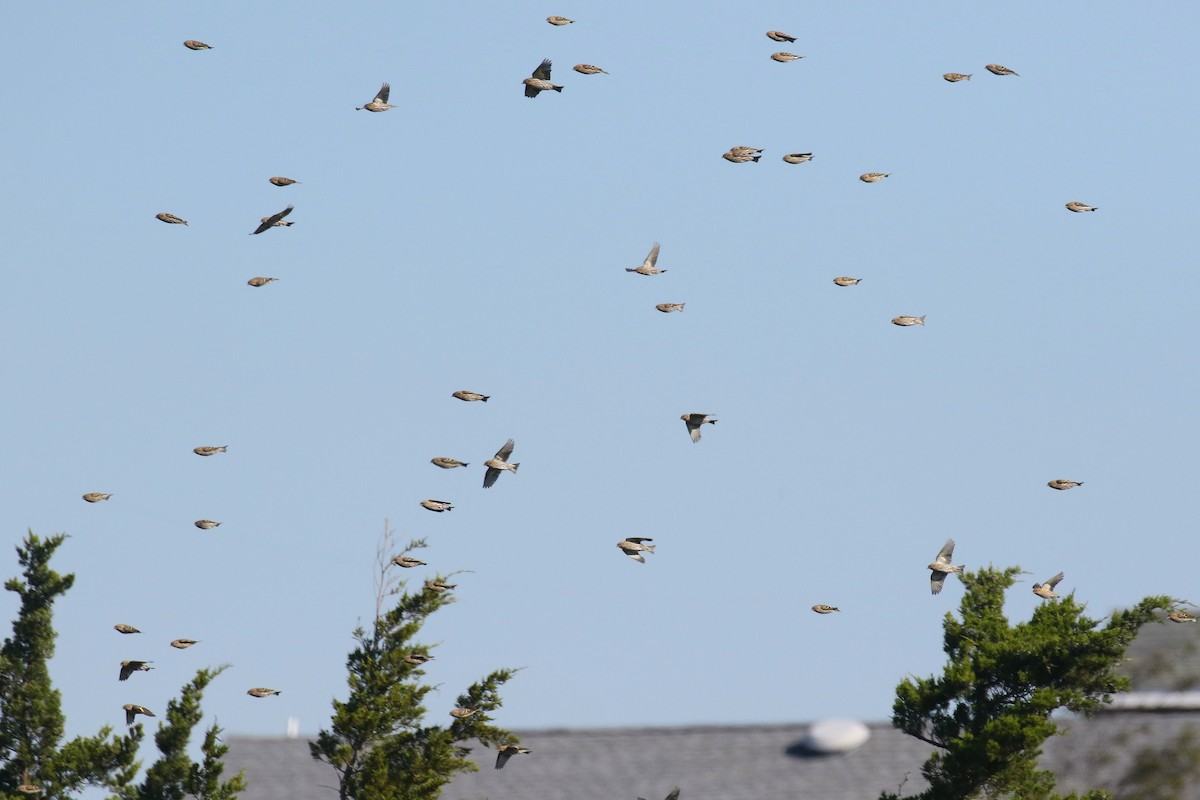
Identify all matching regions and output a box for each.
[32,14,1187,798]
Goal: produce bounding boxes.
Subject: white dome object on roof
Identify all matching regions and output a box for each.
[799,719,871,754]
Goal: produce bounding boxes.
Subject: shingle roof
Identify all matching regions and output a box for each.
[222,712,1200,800]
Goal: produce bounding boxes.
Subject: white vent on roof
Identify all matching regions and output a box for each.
[1104,692,1200,711]
[799,719,870,754]
[286,717,299,738]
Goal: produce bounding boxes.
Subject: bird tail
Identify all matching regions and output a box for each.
[510,463,520,473]
[708,418,717,425]
[642,544,655,554]
[916,316,926,325]
[480,396,490,402]
[965,74,972,80]
[679,304,685,311]
[953,564,965,573]
[552,85,563,92]
[751,156,761,162]
[625,268,636,272]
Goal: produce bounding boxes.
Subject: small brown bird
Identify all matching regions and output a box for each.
[1168,611,1199,624]
[251,204,294,235]
[119,660,153,681]
[483,438,519,488]
[424,580,456,593]
[170,639,199,649]
[392,555,427,568]
[495,744,532,769]
[269,177,299,186]
[617,537,655,564]
[193,446,227,456]
[782,153,813,164]
[403,653,434,665]
[156,212,188,225]
[573,64,608,75]
[628,242,667,275]
[680,413,717,443]
[656,303,685,313]
[450,707,477,719]
[432,457,469,469]
[1047,479,1083,490]
[420,499,454,512]
[723,151,761,163]
[357,82,396,112]
[767,31,796,42]
[1065,202,1097,213]
[1033,572,1064,600]
[832,277,862,286]
[247,277,278,287]
[83,493,112,503]
[546,16,573,25]
[811,605,840,614]
[986,64,1019,76]
[524,59,563,97]
[452,390,489,402]
[943,73,972,82]
[194,520,221,530]
[247,688,281,697]
[892,315,925,326]
[928,538,964,595]
[771,52,803,62]
[729,146,763,156]
[114,624,141,634]
[183,40,212,50]
[16,775,42,795]
[123,704,155,725]
[860,172,889,183]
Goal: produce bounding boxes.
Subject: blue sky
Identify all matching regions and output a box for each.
[3,0,1200,769]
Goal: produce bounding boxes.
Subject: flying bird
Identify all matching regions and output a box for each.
[424,580,456,592]
[767,31,796,42]
[573,64,608,75]
[811,605,840,614]
[1047,479,1083,490]
[723,151,761,163]
[1168,611,1198,623]
[83,493,112,503]
[392,555,427,568]
[420,499,454,512]
[892,315,925,326]
[681,413,717,443]
[656,303,685,313]
[119,660,153,681]
[943,73,972,82]
[627,243,667,275]
[247,277,278,287]
[247,688,281,697]
[483,439,519,488]
[123,704,155,725]
[251,204,294,235]
[771,52,803,62]
[524,59,563,97]
[452,390,489,402]
[193,446,227,456]
[986,64,1019,76]
[183,40,212,50]
[194,520,221,530]
[403,653,434,665]
[1065,202,1097,213]
[431,457,469,469]
[860,172,889,183]
[1033,572,1065,600]
[617,537,655,563]
[170,639,199,649]
[928,539,964,595]
[269,177,299,186]
[546,16,573,25]
[783,153,813,164]
[495,744,531,769]
[114,624,141,634]
[156,212,188,225]
[357,82,396,112]
[833,277,862,286]
[450,708,477,719]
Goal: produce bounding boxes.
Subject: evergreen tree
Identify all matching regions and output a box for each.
[310,526,520,800]
[881,565,1175,800]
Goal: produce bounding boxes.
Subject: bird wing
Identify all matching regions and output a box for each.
[626,537,652,544]
[687,420,701,443]
[483,467,502,488]
[253,205,294,234]
[624,551,646,563]
[494,438,515,461]
[644,242,661,268]
[375,82,390,103]
[665,789,681,800]
[495,749,513,769]
[125,707,135,725]
[119,662,133,681]
[524,83,542,98]
[532,59,552,80]
[1046,571,1065,589]
[935,538,955,566]
[930,571,946,595]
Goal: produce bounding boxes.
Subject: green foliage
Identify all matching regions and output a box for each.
[0,531,244,800]
[881,565,1174,800]
[310,529,520,800]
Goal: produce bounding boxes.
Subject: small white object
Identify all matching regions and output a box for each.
[286,717,299,738]
[800,719,870,754]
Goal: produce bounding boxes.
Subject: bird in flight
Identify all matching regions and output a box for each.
[628,243,667,275]
[524,59,563,97]
[119,660,153,681]
[617,537,655,563]
[1033,572,1065,600]
[928,539,964,595]
[495,744,532,769]
[251,205,294,235]
[123,704,155,725]
[483,439,519,488]
[357,83,397,112]
[681,413,717,443]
